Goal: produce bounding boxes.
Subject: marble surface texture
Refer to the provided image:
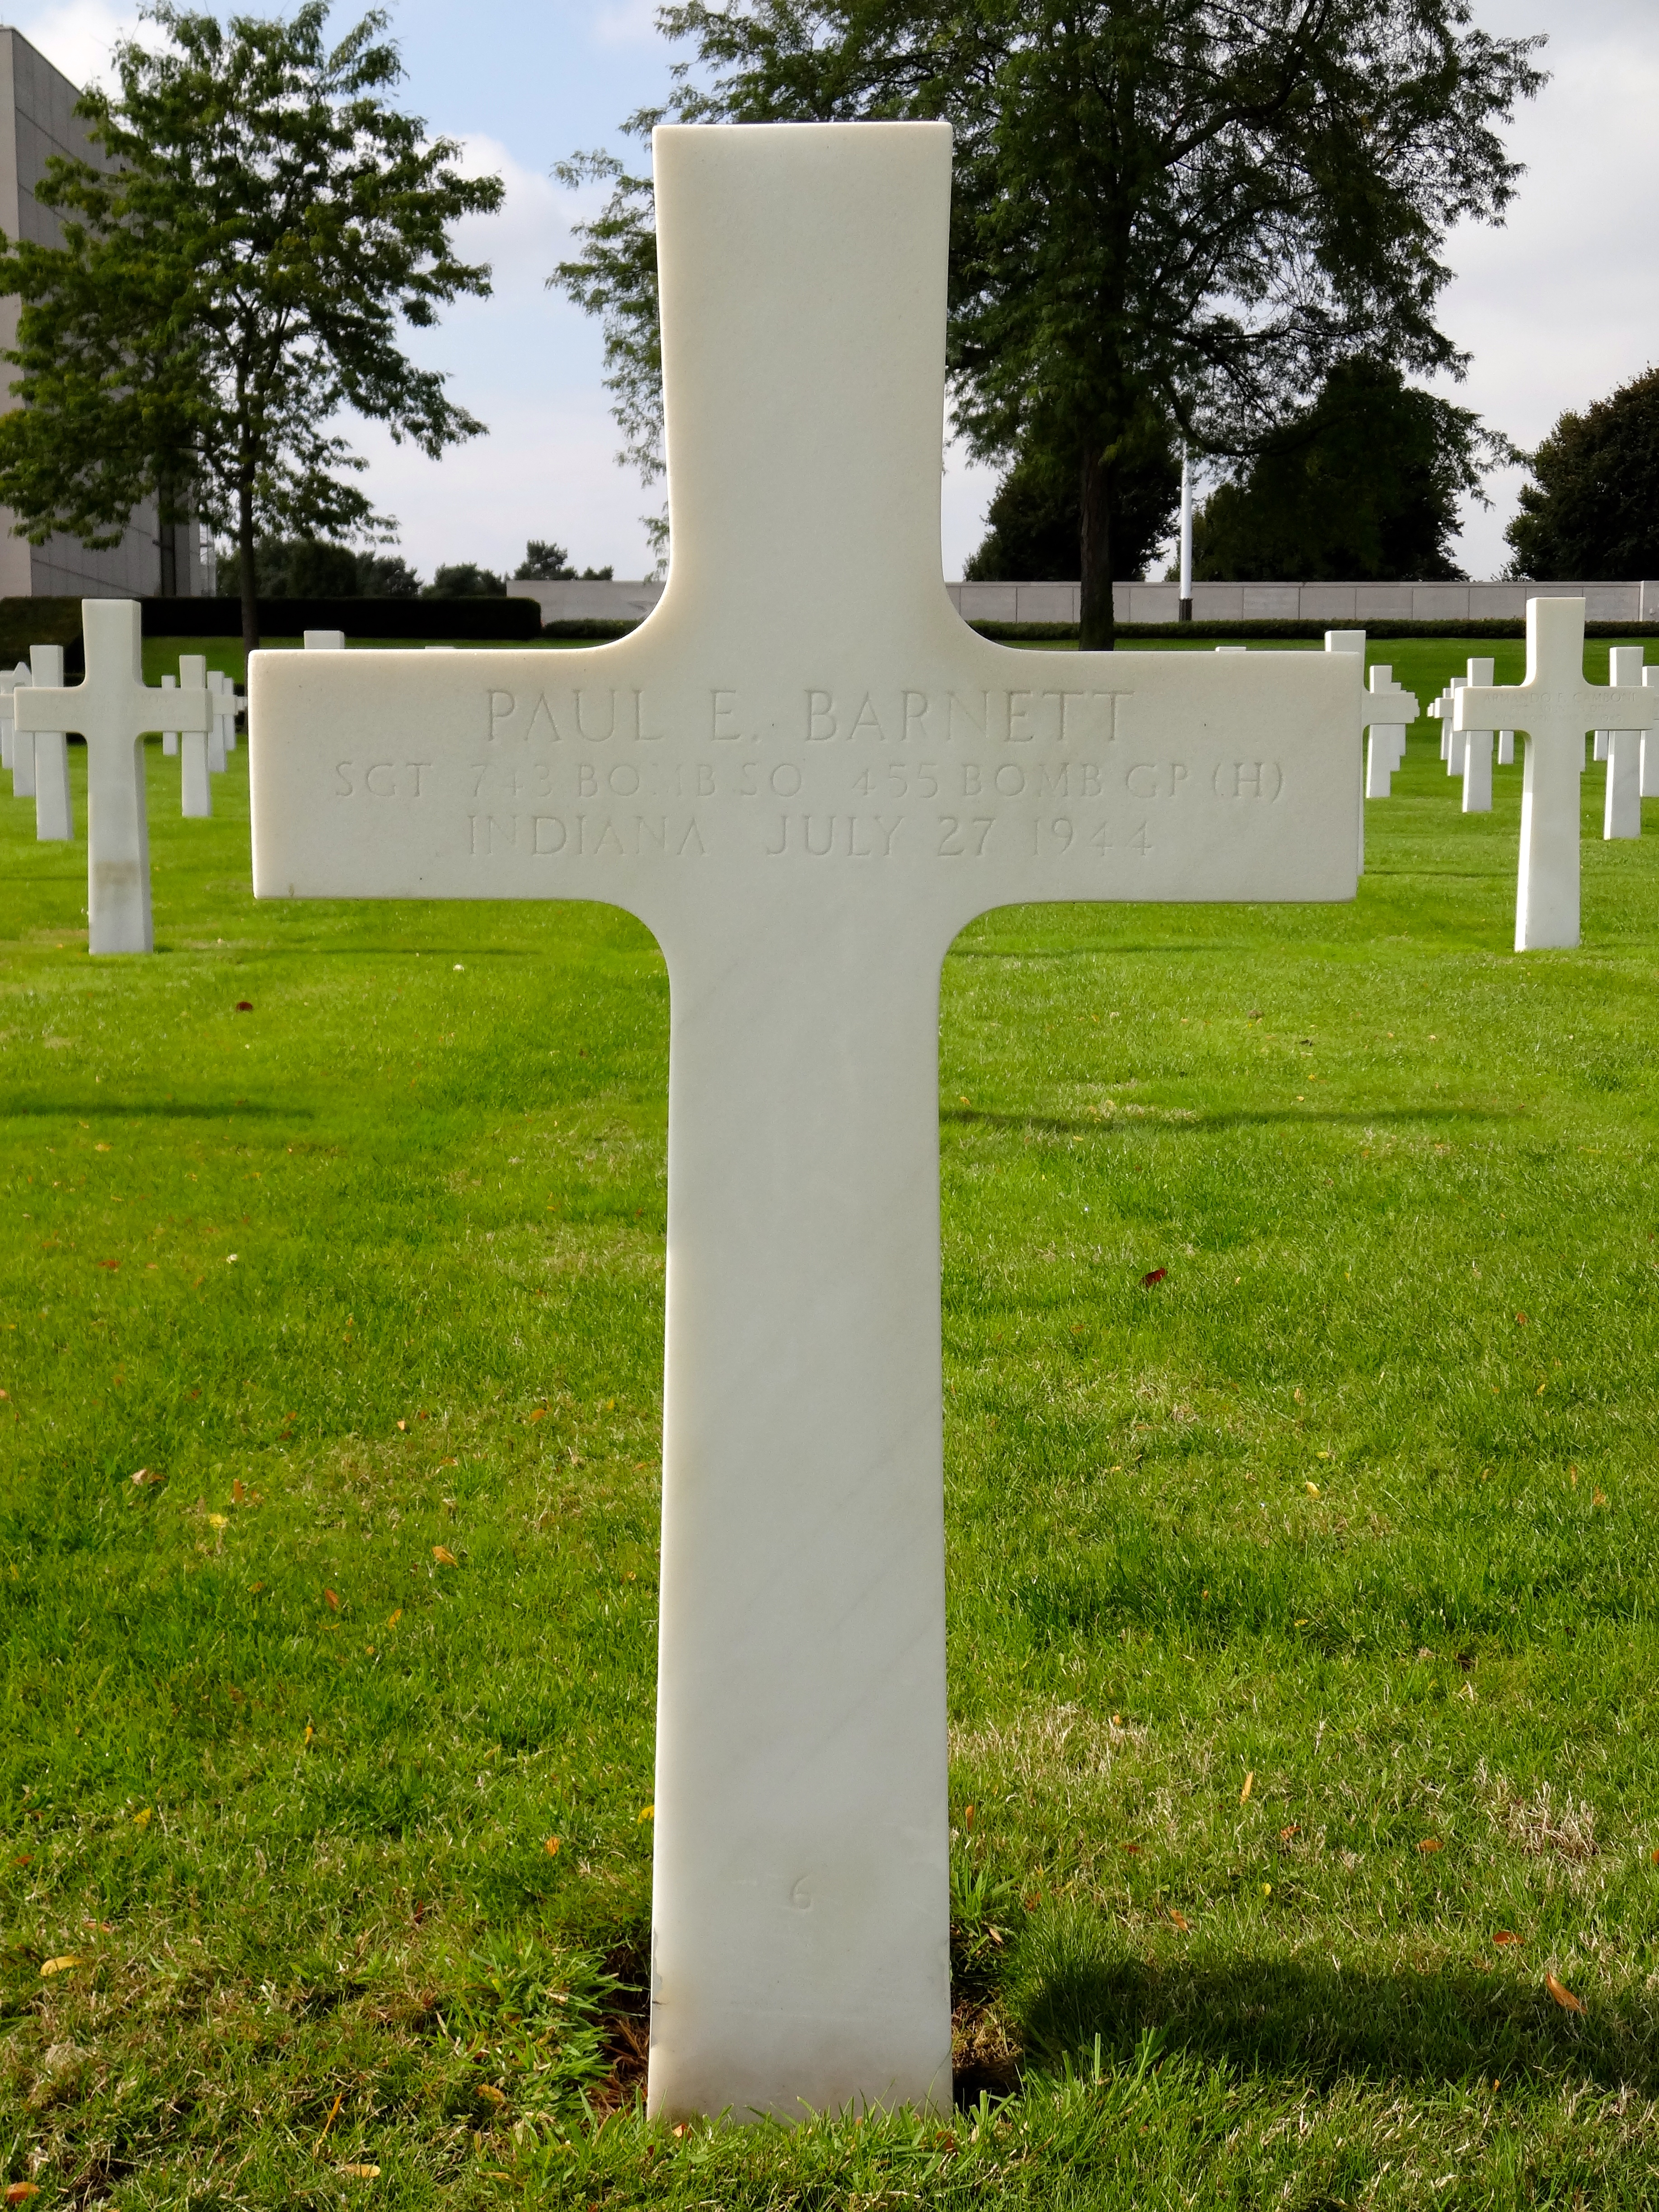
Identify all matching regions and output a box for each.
[249,122,1366,2122]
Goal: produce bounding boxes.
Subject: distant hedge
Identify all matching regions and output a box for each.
[972,617,1659,643]
[0,593,546,658]
[140,595,544,640]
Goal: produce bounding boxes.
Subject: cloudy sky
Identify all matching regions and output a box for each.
[11,0,1657,584]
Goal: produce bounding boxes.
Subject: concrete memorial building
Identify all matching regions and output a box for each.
[0,28,211,600]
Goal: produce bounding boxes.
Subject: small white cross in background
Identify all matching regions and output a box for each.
[30,643,71,842]
[1362,662,1416,799]
[1602,646,1645,839]
[179,654,212,819]
[1460,659,1495,814]
[14,600,212,952]
[1455,597,1659,950]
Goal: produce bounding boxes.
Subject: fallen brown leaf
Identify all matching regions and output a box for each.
[431,1546,458,1567]
[39,1954,84,1977]
[6,2184,42,2203]
[477,2083,507,2106]
[1239,1771,1254,1804]
[1418,1837,1443,1854]
[1168,1910,1191,1931]
[1546,1971,1584,2015]
[337,2166,380,2180]
[544,1837,561,1856]
[324,1588,340,1611]
[1494,1930,1519,1946]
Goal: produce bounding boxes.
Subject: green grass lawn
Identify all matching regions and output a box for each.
[3,642,1659,2207]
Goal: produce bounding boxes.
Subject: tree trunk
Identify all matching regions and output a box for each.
[1079,442,1115,651]
[238,480,259,658]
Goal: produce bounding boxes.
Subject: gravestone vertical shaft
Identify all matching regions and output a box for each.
[247,118,1364,2126]
[651,907,951,2118]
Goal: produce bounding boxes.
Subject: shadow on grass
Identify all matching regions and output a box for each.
[941,1104,1518,1137]
[0,1099,308,1120]
[1010,1914,1652,2099]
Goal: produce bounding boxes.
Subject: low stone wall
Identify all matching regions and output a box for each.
[517,576,1659,628]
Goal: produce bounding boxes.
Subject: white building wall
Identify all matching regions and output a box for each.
[519,576,1659,627]
[0,28,207,598]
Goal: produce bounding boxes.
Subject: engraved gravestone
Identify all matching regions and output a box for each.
[250,122,1364,2122]
[1457,598,1659,950]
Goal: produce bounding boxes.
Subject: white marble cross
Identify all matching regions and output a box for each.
[207,670,229,772]
[1460,658,1495,814]
[250,122,1362,2123]
[161,671,179,758]
[14,600,211,953]
[1644,668,1659,799]
[1602,645,1644,839]
[1362,662,1415,799]
[30,644,72,842]
[9,658,35,798]
[179,654,212,818]
[1456,597,1659,950]
[1446,680,1468,776]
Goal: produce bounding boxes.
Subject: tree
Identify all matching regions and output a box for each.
[512,539,615,581]
[254,535,360,596]
[516,539,575,579]
[423,562,507,597]
[1505,369,1659,581]
[355,550,421,596]
[0,3,502,653]
[965,436,1178,581]
[556,1,1542,646]
[1190,360,1511,582]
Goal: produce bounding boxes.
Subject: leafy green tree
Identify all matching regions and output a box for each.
[1190,361,1512,582]
[965,436,1178,582]
[355,550,421,597]
[1505,369,1659,580]
[512,539,615,581]
[0,3,502,652]
[254,535,360,597]
[423,562,507,598]
[556,1,1542,646]
[516,539,575,580]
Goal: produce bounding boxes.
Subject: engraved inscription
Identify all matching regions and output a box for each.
[763,814,901,857]
[334,760,431,798]
[1212,761,1284,800]
[467,812,708,857]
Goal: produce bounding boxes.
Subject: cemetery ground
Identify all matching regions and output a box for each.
[2,637,1658,2207]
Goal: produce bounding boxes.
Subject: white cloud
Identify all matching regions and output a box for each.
[10,0,138,89]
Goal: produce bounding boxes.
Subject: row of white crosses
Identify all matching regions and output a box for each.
[1429,661,1510,810]
[11,603,213,953]
[0,607,259,949]
[1453,602,1659,949]
[2,648,71,838]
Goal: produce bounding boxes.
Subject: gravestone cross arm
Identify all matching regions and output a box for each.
[249,122,1360,2126]
[1455,597,1659,950]
[14,600,212,953]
